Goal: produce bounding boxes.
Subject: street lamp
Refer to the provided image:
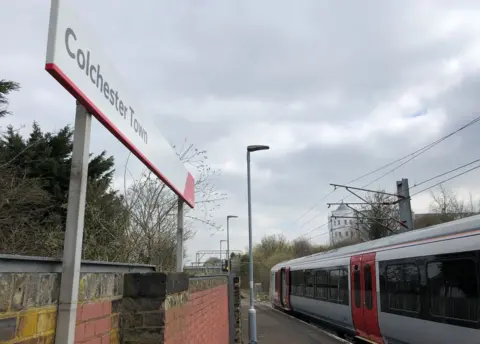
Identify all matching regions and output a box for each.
[227,215,238,276]
[246,144,269,344]
[220,240,227,261]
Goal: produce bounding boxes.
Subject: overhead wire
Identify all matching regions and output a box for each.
[296,116,480,225]
[410,157,480,189]
[340,115,480,202]
[292,115,480,240]
[410,163,480,197]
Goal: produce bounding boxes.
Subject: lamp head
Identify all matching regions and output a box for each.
[247,145,270,152]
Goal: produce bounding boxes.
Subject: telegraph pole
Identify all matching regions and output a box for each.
[396,178,414,231]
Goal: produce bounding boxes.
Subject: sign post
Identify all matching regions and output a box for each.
[176,198,184,272]
[45,1,195,342]
[55,101,92,343]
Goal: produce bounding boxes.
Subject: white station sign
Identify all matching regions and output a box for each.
[45,1,194,207]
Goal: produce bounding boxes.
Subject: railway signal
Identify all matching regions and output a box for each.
[221,259,229,272]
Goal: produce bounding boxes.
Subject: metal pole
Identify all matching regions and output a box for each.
[246,150,257,344]
[226,215,238,276]
[227,217,230,275]
[220,240,227,266]
[176,198,184,272]
[397,178,414,231]
[55,101,92,344]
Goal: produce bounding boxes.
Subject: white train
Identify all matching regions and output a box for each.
[270,215,480,344]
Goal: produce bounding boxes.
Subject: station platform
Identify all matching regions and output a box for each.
[241,299,348,344]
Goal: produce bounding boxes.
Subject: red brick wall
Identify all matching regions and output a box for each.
[75,300,119,344]
[165,284,229,344]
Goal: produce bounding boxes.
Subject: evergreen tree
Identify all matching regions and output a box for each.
[0,122,118,228]
[0,79,20,118]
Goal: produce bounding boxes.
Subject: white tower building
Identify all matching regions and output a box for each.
[328,204,360,245]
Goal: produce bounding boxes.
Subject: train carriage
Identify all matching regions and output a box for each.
[269,214,480,344]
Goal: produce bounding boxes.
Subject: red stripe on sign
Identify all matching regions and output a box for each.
[45,63,195,208]
[184,172,195,206]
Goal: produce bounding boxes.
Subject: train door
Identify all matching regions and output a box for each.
[280,267,291,310]
[281,267,286,308]
[270,271,276,302]
[350,253,383,344]
[275,270,281,306]
[284,267,291,310]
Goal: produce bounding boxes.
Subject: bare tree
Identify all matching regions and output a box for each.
[121,171,193,270]
[357,191,402,241]
[429,184,477,221]
[120,140,227,270]
[414,185,480,229]
[203,257,221,266]
[82,183,130,262]
[292,238,315,258]
[254,234,291,259]
[175,140,227,231]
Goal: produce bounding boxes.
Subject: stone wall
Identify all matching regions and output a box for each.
[233,276,242,344]
[75,273,123,344]
[0,257,241,344]
[0,272,122,344]
[164,277,229,344]
[117,274,231,344]
[119,272,188,343]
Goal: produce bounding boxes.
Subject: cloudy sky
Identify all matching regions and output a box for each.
[2,0,480,265]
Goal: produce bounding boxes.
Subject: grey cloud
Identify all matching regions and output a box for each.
[2,0,480,257]
[76,0,471,105]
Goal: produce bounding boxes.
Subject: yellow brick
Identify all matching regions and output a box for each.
[44,333,55,344]
[78,275,86,301]
[110,329,119,344]
[37,311,56,333]
[18,311,38,338]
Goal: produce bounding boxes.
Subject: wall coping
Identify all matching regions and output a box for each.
[189,274,229,281]
[0,254,156,273]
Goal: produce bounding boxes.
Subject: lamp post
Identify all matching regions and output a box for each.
[246,144,269,344]
[227,215,238,276]
[220,240,227,261]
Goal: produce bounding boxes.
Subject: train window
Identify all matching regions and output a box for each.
[298,270,305,296]
[328,268,349,305]
[354,268,361,308]
[329,269,340,301]
[315,270,328,300]
[291,270,304,296]
[290,271,297,295]
[364,264,373,310]
[427,259,479,322]
[316,270,328,284]
[305,270,315,298]
[385,263,420,313]
[339,268,349,305]
[296,270,302,296]
[306,270,315,285]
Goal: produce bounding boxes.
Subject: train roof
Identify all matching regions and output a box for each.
[271,213,480,271]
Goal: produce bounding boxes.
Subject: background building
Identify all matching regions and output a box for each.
[328,203,360,245]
